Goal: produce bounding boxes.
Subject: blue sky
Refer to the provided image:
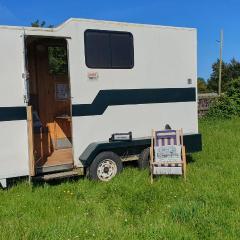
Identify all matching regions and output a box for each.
[0,0,239,80]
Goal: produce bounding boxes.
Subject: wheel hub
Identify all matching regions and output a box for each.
[97,159,117,181]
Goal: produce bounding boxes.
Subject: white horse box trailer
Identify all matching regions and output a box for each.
[0,18,201,187]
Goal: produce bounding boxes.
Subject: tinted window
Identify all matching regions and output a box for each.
[84,30,134,69]
[84,31,111,68]
[111,33,134,68]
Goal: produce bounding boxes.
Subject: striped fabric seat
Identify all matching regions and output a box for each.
[154,129,182,167]
[150,129,186,182]
[155,130,179,146]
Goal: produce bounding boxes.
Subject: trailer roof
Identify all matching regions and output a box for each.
[0,18,196,32]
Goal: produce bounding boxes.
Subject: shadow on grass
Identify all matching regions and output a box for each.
[3,175,85,190]
[186,154,197,164]
[31,175,85,189]
[4,156,197,190]
[123,160,138,168]
[2,176,30,189]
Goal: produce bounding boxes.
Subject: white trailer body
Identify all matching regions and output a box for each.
[0,18,201,186]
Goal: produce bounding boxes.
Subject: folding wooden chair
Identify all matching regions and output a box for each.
[150,129,186,183]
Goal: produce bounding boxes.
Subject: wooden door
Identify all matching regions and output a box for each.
[34,40,72,158]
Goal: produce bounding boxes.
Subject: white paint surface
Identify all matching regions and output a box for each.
[0,18,198,173]
[0,121,29,179]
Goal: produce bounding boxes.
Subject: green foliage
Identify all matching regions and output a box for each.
[207,78,240,119]
[207,58,240,92]
[207,59,227,92]
[227,77,240,98]
[31,20,54,28]
[1,119,240,239]
[48,46,68,75]
[227,58,240,80]
[197,77,208,93]
[206,95,237,119]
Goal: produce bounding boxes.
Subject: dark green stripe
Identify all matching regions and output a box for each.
[0,107,27,122]
[72,88,196,116]
[0,88,196,121]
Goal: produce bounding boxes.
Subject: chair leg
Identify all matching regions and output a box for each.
[150,130,155,184]
[182,146,187,180]
[150,165,153,184]
[184,162,187,180]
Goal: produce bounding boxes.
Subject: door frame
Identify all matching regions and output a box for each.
[24,35,74,176]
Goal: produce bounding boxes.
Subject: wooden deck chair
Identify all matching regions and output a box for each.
[150,129,186,183]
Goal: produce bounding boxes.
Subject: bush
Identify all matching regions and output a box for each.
[206,95,238,119]
[227,78,240,98]
[206,78,240,119]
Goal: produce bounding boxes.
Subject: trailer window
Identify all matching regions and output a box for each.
[84,30,134,69]
[84,31,111,68]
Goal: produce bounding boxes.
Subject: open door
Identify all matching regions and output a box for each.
[27,106,35,177]
[26,37,73,174]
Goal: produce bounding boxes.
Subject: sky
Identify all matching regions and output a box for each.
[0,0,239,80]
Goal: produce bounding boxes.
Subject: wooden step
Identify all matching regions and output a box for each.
[36,163,73,175]
[33,170,81,181]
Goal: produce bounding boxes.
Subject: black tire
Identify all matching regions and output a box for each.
[87,151,123,181]
[138,147,150,169]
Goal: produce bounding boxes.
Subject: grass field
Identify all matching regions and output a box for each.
[0,119,240,240]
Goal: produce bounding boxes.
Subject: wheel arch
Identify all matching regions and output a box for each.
[79,133,202,168]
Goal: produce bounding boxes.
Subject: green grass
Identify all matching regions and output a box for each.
[1,119,240,240]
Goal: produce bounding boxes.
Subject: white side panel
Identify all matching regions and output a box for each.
[0,20,198,169]
[0,179,7,188]
[0,121,29,179]
[65,21,197,166]
[0,29,25,106]
[73,102,197,167]
[68,22,197,103]
[0,29,29,178]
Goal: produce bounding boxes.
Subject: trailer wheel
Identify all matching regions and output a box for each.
[88,152,123,181]
[138,147,150,169]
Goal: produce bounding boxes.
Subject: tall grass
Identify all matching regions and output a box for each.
[0,119,240,239]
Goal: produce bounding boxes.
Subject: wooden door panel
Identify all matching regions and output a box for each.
[34,42,72,156]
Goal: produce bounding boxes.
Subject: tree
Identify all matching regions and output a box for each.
[207,58,240,92]
[207,59,228,92]
[197,77,208,93]
[227,58,240,80]
[31,20,54,28]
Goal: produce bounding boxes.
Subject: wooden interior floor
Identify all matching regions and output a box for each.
[36,148,73,168]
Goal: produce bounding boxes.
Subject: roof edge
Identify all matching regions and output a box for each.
[0,18,196,32]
